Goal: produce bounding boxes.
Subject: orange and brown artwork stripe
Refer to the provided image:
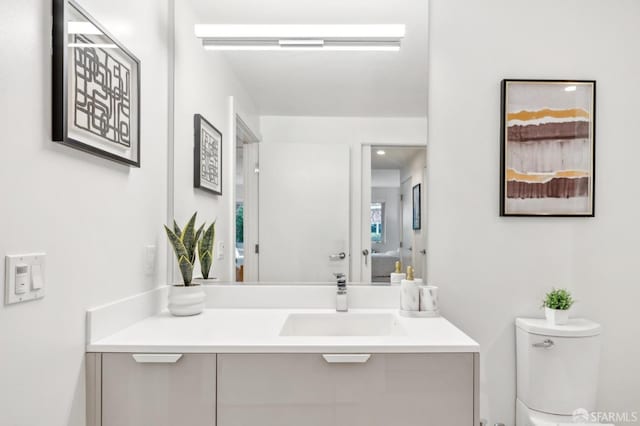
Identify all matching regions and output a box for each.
[508,121,590,142]
[506,168,590,199]
[507,108,590,122]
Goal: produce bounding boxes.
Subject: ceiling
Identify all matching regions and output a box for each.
[371,146,425,169]
[191,0,428,117]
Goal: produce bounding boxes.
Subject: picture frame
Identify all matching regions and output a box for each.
[500,79,596,216]
[52,0,141,167]
[194,114,223,195]
[412,183,421,230]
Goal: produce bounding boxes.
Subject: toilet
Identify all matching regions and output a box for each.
[515,317,603,425]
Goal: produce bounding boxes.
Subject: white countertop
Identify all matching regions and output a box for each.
[87,308,480,353]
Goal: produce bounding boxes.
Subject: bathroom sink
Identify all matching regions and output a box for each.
[279,312,406,337]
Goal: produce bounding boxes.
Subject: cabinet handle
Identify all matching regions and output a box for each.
[532,339,555,349]
[322,354,371,363]
[132,354,183,363]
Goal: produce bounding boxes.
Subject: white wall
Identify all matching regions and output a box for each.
[372,169,401,188]
[0,0,169,424]
[401,152,427,277]
[260,116,428,281]
[173,1,260,281]
[428,1,640,424]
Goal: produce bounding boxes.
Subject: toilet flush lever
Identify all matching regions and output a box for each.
[329,252,346,261]
[532,339,555,349]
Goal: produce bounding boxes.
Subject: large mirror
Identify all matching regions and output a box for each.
[171,0,428,284]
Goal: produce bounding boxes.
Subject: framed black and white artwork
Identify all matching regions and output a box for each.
[412,183,421,230]
[194,114,223,195]
[52,0,141,167]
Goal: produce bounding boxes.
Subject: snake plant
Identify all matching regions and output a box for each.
[198,221,216,279]
[164,212,204,285]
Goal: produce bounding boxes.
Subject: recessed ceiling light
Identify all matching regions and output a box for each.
[195,24,405,52]
[376,150,386,156]
[565,85,577,92]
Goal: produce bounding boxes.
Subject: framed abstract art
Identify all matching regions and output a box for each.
[412,183,421,230]
[52,0,141,167]
[194,114,223,195]
[500,80,596,216]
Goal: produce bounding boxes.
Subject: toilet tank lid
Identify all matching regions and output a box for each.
[516,318,601,337]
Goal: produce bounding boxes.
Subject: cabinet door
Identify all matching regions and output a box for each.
[102,353,216,426]
[217,353,474,426]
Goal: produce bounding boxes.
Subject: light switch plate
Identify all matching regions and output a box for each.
[4,253,46,305]
[217,241,225,260]
[143,245,156,276]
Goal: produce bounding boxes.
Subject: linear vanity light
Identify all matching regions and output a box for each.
[195,24,405,52]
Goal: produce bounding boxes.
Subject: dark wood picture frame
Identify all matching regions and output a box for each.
[412,183,421,230]
[500,79,596,217]
[52,0,141,167]
[194,114,223,196]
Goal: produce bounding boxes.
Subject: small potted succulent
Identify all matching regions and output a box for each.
[164,212,206,316]
[542,288,574,325]
[193,220,216,284]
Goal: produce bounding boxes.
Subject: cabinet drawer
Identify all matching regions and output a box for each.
[101,353,216,426]
[217,353,474,426]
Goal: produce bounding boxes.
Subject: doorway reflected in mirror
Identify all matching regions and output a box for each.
[369,146,427,283]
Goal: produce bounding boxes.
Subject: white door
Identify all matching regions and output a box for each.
[415,166,427,278]
[258,143,350,282]
[242,142,260,282]
[400,178,413,272]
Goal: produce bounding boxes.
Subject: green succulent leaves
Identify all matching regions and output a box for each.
[164,224,194,285]
[165,212,216,285]
[543,288,574,310]
[198,221,216,279]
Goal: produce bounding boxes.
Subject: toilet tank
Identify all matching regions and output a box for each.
[516,318,601,415]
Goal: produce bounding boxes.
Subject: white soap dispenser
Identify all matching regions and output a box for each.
[390,261,406,285]
[400,266,419,312]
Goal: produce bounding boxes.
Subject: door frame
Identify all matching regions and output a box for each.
[230,97,261,282]
[360,143,427,283]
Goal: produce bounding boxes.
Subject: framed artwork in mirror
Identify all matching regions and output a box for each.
[52,0,141,167]
[194,114,223,195]
[412,183,421,230]
[500,79,596,216]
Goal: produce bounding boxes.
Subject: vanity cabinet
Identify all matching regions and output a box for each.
[88,352,478,426]
[217,353,475,426]
[88,353,216,426]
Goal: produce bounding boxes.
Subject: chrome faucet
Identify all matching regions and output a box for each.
[334,273,348,312]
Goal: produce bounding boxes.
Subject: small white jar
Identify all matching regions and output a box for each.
[419,285,439,313]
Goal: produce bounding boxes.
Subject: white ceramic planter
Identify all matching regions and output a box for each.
[168,284,205,316]
[545,307,570,325]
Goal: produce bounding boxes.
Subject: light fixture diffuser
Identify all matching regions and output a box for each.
[195,24,405,52]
